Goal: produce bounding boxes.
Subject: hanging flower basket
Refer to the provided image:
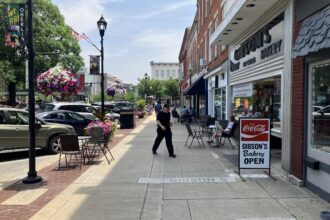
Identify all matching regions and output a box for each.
[36,65,79,99]
[106,84,126,97]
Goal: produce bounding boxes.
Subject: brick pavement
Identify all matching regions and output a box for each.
[0,116,148,220]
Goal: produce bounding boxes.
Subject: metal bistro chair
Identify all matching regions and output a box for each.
[58,134,83,170]
[185,122,205,148]
[88,127,114,164]
[219,122,238,149]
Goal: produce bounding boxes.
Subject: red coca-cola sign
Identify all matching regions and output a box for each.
[240,119,269,141]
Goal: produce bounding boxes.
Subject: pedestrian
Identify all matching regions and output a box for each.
[152,104,176,158]
[154,101,162,116]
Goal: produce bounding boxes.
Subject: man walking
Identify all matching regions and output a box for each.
[152,104,176,158]
[154,101,162,116]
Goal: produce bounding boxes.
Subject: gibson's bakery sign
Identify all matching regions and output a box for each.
[230,20,284,72]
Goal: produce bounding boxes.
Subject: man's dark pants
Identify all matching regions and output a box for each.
[152,128,174,155]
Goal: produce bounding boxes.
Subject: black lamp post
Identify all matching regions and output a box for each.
[144,73,148,99]
[97,15,107,118]
[23,0,42,184]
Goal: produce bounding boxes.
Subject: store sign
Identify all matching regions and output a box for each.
[230,20,284,73]
[239,118,270,170]
[232,83,252,97]
[4,3,25,47]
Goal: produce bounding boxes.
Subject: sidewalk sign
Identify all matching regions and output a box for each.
[238,118,271,176]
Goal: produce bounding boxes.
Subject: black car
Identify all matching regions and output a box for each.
[37,110,91,136]
[93,101,135,114]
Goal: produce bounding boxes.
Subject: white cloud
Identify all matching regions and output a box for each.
[128,0,195,19]
[52,0,115,33]
[133,29,184,61]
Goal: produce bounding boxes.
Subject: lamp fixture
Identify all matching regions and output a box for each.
[246,4,255,7]
[97,15,107,37]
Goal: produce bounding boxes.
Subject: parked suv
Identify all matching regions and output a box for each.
[42,102,98,120]
[0,108,75,153]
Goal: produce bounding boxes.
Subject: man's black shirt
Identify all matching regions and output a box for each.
[157,111,170,129]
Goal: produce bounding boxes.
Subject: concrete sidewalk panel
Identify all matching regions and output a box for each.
[278,198,330,220]
[163,200,191,220]
[228,182,270,199]
[257,179,312,198]
[164,183,237,200]
[141,184,163,220]
[189,198,295,220]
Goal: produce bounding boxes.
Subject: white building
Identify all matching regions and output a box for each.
[150,61,180,80]
[105,73,123,88]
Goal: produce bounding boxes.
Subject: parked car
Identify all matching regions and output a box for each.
[0,108,75,154]
[37,110,92,136]
[93,101,135,114]
[41,102,98,120]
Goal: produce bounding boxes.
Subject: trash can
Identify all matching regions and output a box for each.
[320,211,330,220]
[120,111,136,129]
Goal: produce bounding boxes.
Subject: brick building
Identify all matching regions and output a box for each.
[291,0,330,202]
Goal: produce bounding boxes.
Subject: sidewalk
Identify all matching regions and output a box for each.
[1,115,329,219]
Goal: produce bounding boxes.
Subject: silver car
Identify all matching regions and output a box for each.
[0,108,75,153]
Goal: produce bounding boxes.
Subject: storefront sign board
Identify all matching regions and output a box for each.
[233,83,253,97]
[230,19,284,73]
[239,118,271,175]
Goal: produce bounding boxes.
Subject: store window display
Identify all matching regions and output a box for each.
[232,76,281,131]
[310,63,330,153]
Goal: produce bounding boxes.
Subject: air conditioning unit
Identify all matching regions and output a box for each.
[199,58,206,66]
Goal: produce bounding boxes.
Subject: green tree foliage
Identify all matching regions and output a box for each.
[137,78,152,98]
[149,79,164,101]
[0,0,84,104]
[136,78,179,101]
[33,0,83,73]
[164,79,179,100]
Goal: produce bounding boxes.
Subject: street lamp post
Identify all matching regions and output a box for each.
[144,73,148,99]
[23,0,42,184]
[97,15,107,118]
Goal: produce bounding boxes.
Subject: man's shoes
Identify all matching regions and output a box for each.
[169,154,176,158]
[152,150,157,155]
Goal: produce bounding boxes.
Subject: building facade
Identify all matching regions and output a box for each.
[292,0,330,202]
[150,61,180,80]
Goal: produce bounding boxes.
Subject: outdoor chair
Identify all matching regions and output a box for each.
[185,122,205,148]
[88,127,114,164]
[219,122,238,149]
[58,134,83,170]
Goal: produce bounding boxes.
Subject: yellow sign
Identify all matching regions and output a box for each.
[235,98,240,107]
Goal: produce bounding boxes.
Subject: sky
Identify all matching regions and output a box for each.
[51,0,196,84]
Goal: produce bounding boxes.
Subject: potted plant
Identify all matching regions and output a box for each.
[85,119,116,141]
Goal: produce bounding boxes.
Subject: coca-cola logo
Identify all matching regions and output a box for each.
[243,124,266,133]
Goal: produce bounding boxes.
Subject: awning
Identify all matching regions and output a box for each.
[292,5,330,58]
[184,76,205,95]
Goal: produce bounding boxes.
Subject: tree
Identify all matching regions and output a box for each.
[0,0,84,105]
[149,79,164,101]
[137,78,152,98]
[164,79,179,100]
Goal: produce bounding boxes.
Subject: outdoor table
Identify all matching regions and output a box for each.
[207,125,217,141]
[78,136,92,164]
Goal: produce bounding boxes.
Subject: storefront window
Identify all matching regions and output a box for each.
[199,95,206,116]
[311,63,330,153]
[214,87,226,120]
[232,76,281,131]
